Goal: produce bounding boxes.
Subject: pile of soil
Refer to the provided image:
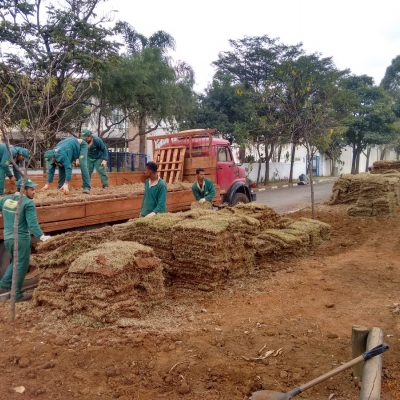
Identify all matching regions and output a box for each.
[34,238,164,327]
[329,173,400,217]
[1,203,399,400]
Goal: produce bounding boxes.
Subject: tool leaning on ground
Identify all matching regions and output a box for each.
[250,343,389,400]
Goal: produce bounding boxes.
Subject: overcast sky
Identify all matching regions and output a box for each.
[100,0,400,92]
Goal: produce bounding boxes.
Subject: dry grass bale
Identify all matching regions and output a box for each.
[220,202,283,229]
[328,174,366,205]
[33,182,193,206]
[371,160,400,174]
[32,226,116,269]
[190,201,213,210]
[34,241,164,325]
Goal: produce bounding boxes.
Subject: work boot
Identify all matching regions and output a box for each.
[82,188,90,194]
[0,288,10,301]
[16,293,32,303]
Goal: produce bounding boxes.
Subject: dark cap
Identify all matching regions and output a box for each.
[145,161,158,172]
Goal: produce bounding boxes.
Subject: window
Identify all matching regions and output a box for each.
[217,147,232,162]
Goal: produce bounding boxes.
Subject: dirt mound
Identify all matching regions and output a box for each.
[34,241,164,327]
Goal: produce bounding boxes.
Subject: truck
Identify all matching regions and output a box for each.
[0,128,254,288]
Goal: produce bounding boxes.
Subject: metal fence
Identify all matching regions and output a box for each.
[107,152,148,172]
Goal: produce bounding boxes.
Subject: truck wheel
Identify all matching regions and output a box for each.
[0,242,39,289]
[232,193,249,206]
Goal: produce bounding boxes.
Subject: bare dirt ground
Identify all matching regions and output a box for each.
[0,203,399,400]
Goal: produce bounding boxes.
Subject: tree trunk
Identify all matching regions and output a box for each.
[380,147,386,161]
[277,144,282,163]
[289,143,296,183]
[138,112,147,170]
[365,147,371,172]
[256,142,262,186]
[330,158,336,176]
[351,144,360,174]
[307,149,316,219]
[264,142,274,185]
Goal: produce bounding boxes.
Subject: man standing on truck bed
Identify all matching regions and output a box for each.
[192,168,216,205]
[0,144,30,196]
[81,129,109,189]
[0,178,51,302]
[140,161,167,218]
[42,135,91,195]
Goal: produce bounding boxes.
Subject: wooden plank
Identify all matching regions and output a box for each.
[85,197,142,217]
[36,204,86,223]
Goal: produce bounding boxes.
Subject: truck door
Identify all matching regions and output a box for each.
[216,146,236,192]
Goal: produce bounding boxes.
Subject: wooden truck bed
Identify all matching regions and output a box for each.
[0,172,220,240]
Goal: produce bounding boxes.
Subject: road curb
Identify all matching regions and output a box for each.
[252,178,335,192]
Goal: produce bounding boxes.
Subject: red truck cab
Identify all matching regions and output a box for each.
[152,129,255,206]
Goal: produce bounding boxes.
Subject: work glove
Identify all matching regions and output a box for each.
[40,234,51,242]
[75,159,80,167]
[42,183,50,190]
[60,182,69,195]
[199,198,206,204]
[100,160,107,168]
[145,212,156,218]
[9,176,16,185]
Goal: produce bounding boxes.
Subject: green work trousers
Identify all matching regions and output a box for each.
[0,168,7,195]
[0,238,31,300]
[88,158,109,187]
[57,142,91,190]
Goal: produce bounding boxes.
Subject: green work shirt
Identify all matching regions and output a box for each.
[88,136,108,161]
[140,177,167,217]
[191,178,216,202]
[0,194,43,240]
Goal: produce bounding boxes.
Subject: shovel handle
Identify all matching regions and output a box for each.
[286,343,390,398]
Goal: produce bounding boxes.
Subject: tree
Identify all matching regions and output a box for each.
[0,0,120,146]
[341,75,397,173]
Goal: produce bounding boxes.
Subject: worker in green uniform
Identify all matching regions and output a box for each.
[140,161,167,217]
[0,144,30,195]
[42,136,91,194]
[81,129,109,188]
[192,167,216,205]
[0,178,51,302]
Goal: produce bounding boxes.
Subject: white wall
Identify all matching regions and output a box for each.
[243,161,306,183]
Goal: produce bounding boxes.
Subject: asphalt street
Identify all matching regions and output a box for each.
[254,181,335,214]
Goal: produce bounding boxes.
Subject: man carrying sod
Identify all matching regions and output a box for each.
[0,178,51,303]
[191,167,216,205]
[81,129,109,189]
[0,144,30,195]
[140,161,167,218]
[42,135,91,194]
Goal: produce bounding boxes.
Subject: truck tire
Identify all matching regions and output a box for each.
[232,193,249,206]
[0,242,39,289]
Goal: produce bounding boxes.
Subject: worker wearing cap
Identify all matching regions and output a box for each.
[81,129,109,189]
[0,144,30,195]
[192,167,216,205]
[42,136,91,194]
[139,161,167,217]
[0,178,51,303]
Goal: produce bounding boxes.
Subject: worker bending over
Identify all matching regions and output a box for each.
[192,167,216,205]
[0,178,50,302]
[42,135,91,194]
[0,144,30,195]
[140,161,167,217]
[81,129,109,189]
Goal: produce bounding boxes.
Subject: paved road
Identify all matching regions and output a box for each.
[254,181,335,214]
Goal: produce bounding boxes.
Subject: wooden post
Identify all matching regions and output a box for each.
[359,327,384,400]
[352,325,369,380]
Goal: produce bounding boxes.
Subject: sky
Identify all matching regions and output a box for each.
[97,1,399,92]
